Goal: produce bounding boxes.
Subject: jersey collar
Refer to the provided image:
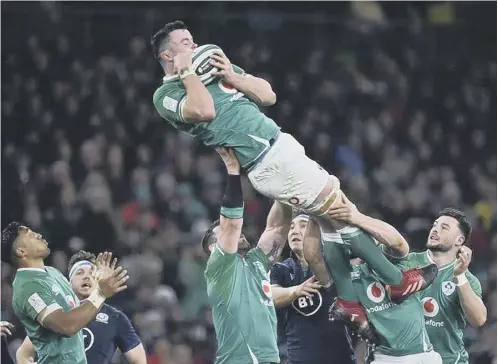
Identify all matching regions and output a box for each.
[17,267,46,273]
[163,74,179,83]
[426,250,456,271]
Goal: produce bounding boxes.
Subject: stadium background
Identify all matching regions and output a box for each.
[1,1,496,363]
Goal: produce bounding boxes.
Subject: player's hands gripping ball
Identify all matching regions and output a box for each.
[96,252,129,298]
[210,51,237,84]
[454,246,472,276]
[174,50,193,73]
[215,147,240,174]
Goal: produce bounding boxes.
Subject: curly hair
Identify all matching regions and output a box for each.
[1,222,23,264]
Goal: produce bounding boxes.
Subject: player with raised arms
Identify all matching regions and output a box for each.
[15,250,146,364]
[270,214,357,364]
[151,21,438,338]
[2,222,128,364]
[201,146,293,364]
[304,195,444,364]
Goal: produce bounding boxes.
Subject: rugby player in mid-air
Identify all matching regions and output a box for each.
[201,147,293,364]
[1,222,128,364]
[151,20,436,337]
[270,214,357,364]
[330,205,487,363]
[16,250,146,364]
[304,195,443,364]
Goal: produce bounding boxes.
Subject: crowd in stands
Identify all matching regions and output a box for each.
[2,2,495,363]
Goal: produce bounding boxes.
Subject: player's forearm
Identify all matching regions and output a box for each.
[257,202,292,262]
[229,73,276,106]
[455,281,487,327]
[43,300,102,337]
[351,213,409,256]
[218,171,244,254]
[125,344,147,364]
[271,285,298,308]
[182,74,216,121]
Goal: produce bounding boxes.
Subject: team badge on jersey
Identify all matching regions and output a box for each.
[366,282,386,303]
[442,281,456,296]
[422,297,439,317]
[262,280,273,298]
[292,291,323,316]
[65,295,76,308]
[51,284,62,295]
[96,312,109,324]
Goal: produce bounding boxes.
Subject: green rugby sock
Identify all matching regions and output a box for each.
[344,233,403,285]
[321,239,358,302]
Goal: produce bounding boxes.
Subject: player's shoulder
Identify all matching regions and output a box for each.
[100,303,124,320]
[276,258,295,270]
[464,269,481,285]
[153,77,182,100]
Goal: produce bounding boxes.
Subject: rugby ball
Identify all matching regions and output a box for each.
[192,44,222,85]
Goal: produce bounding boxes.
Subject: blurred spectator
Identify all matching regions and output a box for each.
[1,2,495,363]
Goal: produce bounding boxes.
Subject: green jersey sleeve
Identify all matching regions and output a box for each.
[232,64,246,76]
[205,244,238,301]
[246,247,272,272]
[153,80,187,124]
[465,271,482,297]
[16,281,60,321]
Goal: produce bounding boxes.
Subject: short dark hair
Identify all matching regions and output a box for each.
[151,20,188,60]
[1,222,23,265]
[201,220,220,255]
[437,208,472,245]
[68,250,97,272]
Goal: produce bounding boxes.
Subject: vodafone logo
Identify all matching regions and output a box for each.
[262,280,272,298]
[218,79,238,94]
[422,297,439,317]
[366,282,385,303]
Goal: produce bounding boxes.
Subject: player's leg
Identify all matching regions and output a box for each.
[303,218,379,343]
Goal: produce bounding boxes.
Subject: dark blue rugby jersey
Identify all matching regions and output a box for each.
[83,303,141,364]
[271,258,356,364]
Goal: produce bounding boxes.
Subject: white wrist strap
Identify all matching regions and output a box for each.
[455,273,468,286]
[87,288,106,308]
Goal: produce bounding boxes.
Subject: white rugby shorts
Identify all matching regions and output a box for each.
[247,132,329,210]
[372,350,442,364]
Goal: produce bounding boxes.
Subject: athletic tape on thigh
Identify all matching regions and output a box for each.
[305,176,341,216]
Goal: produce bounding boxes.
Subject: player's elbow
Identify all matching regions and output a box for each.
[472,310,487,327]
[261,91,276,106]
[196,105,216,121]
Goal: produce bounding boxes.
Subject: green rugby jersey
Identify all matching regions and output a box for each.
[322,229,432,356]
[153,64,280,169]
[205,244,279,364]
[401,251,482,364]
[12,266,86,364]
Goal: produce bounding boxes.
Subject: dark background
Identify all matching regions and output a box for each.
[1,2,496,363]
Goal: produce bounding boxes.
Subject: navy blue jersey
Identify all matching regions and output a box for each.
[83,304,141,364]
[2,337,15,364]
[271,258,356,364]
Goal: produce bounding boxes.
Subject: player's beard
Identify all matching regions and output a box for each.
[427,242,452,253]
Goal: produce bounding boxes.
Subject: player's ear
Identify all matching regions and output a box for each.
[455,234,465,247]
[14,246,27,259]
[160,49,173,62]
